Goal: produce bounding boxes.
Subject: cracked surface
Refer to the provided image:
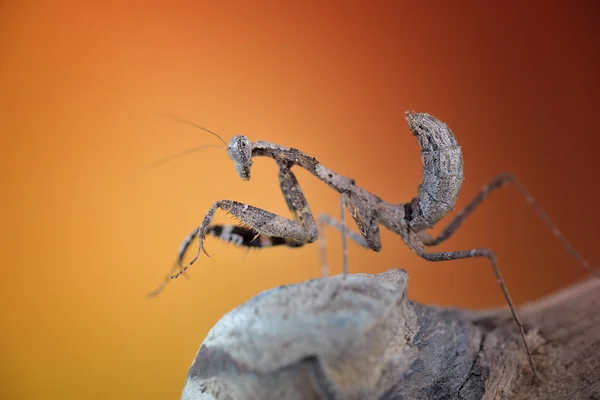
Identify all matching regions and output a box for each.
[181,270,600,400]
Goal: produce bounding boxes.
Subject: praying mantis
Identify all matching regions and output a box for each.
[146,111,599,383]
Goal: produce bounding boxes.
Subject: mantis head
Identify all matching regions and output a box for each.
[227,135,253,180]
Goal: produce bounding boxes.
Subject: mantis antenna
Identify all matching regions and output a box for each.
[130,114,227,184]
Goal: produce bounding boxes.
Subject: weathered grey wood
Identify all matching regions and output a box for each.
[180,270,600,400]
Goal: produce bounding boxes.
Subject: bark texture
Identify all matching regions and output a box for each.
[180,269,600,400]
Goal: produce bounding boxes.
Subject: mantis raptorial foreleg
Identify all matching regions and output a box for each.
[147,163,318,296]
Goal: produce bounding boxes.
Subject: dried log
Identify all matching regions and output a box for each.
[180,269,600,400]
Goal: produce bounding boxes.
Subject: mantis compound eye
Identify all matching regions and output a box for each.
[227,135,253,180]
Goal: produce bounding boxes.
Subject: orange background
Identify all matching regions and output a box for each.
[1,2,599,399]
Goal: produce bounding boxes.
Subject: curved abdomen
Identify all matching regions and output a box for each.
[405,112,464,231]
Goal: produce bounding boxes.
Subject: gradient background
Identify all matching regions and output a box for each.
[1,1,599,399]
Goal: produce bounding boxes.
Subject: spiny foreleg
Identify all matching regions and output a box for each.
[147,198,319,297]
[147,224,306,296]
[151,163,321,295]
[275,162,319,245]
[171,199,318,280]
[206,225,304,249]
[146,226,207,298]
[173,224,304,266]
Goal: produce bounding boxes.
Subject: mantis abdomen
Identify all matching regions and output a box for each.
[405,112,464,231]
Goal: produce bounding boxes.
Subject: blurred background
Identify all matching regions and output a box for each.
[1,1,599,399]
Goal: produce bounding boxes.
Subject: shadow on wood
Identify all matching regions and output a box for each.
[180,269,600,400]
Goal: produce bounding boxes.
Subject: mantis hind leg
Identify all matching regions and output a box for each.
[420,173,599,277]
[414,245,540,383]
